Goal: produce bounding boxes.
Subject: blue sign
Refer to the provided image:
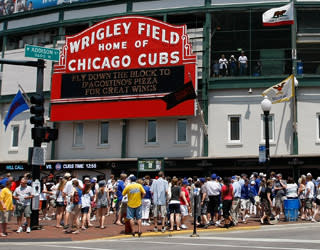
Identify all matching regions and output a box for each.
[259,145,266,163]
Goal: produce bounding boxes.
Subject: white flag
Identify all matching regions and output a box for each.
[262,2,294,27]
[262,75,294,104]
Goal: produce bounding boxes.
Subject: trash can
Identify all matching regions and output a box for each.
[297,61,303,75]
[284,199,300,221]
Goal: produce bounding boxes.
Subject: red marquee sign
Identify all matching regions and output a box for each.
[50,16,196,121]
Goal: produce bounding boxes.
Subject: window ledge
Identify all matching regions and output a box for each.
[173,142,189,146]
[315,140,320,145]
[8,148,18,153]
[72,145,85,149]
[144,143,160,148]
[226,142,243,147]
[259,142,276,146]
[96,144,110,149]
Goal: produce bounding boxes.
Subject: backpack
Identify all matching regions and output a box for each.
[73,190,80,204]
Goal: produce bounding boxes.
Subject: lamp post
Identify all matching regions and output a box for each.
[261,96,272,178]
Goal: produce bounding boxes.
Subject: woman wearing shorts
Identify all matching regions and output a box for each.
[95,180,110,229]
[168,178,181,231]
[81,184,93,230]
[54,178,66,228]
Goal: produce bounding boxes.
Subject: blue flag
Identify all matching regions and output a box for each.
[3,90,29,131]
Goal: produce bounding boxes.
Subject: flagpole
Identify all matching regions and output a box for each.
[187,72,208,136]
[18,83,31,105]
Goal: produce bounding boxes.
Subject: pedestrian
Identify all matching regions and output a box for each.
[221,177,233,228]
[273,173,287,221]
[229,55,237,76]
[199,178,209,228]
[122,175,146,237]
[66,179,82,234]
[305,175,314,221]
[81,183,94,230]
[95,180,109,229]
[115,173,127,226]
[240,179,250,224]
[150,171,168,233]
[168,177,181,231]
[260,180,273,224]
[54,177,66,228]
[205,174,221,226]
[231,176,241,225]
[141,179,151,226]
[180,179,190,229]
[312,178,320,222]
[62,172,73,230]
[298,175,306,220]
[0,179,13,237]
[13,177,33,233]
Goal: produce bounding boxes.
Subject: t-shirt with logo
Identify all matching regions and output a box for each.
[122,182,145,208]
[13,185,33,206]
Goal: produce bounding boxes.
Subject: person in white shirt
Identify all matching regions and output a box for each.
[204,174,221,226]
[238,51,248,76]
[219,54,228,76]
[305,175,315,220]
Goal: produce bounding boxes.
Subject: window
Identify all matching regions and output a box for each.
[261,114,274,142]
[176,119,187,143]
[100,122,109,145]
[73,123,84,146]
[147,120,157,143]
[11,125,19,148]
[228,115,241,143]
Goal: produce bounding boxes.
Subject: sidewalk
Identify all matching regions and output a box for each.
[0,213,305,242]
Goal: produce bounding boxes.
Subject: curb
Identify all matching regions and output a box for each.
[90,225,262,241]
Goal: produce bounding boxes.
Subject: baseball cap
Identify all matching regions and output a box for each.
[251,181,255,185]
[199,178,206,183]
[129,175,137,182]
[64,172,71,178]
[317,177,320,182]
[211,174,217,180]
[182,179,189,185]
[276,173,282,177]
[231,176,237,180]
[84,177,90,181]
[307,173,312,176]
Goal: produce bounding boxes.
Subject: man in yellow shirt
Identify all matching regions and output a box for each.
[0,179,13,237]
[122,175,145,237]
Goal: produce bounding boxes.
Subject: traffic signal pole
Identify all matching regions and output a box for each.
[0,58,45,229]
[31,59,45,229]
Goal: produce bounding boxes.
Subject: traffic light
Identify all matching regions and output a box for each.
[30,94,44,127]
[43,127,58,142]
[31,127,58,142]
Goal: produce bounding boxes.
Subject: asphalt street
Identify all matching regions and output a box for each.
[1,223,320,250]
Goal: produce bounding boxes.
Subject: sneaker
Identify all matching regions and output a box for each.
[161,227,166,233]
[45,216,52,220]
[16,227,23,233]
[215,221,221,227]
[109,211,114,214]
[26,227,31,233]
[275,215,280,220]
[245,214,250,219]
[145,222,150,226]
[142,222,146,226]
[181,224,188,229]
[153,227,158,232]
[90,215,96,221]
[311,218,317,223]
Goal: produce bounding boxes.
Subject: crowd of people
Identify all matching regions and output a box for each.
[0,170,319,237]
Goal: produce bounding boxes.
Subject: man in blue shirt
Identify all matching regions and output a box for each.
[240,180,250,223]
[115,173,126,225]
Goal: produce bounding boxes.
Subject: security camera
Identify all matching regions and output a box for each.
[248,88,253,94]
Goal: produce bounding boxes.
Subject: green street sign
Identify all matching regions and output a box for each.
[25,44,60,62]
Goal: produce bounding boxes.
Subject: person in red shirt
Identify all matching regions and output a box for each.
[221,177,234,228]
[180,179,190,229]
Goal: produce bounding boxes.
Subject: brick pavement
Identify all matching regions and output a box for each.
[0,213,305,242]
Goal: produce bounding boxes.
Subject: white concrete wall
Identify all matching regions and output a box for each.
[208,89,294,157]
[127,116,203,158]
[54,120,122,160]
[297,87,320,155]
